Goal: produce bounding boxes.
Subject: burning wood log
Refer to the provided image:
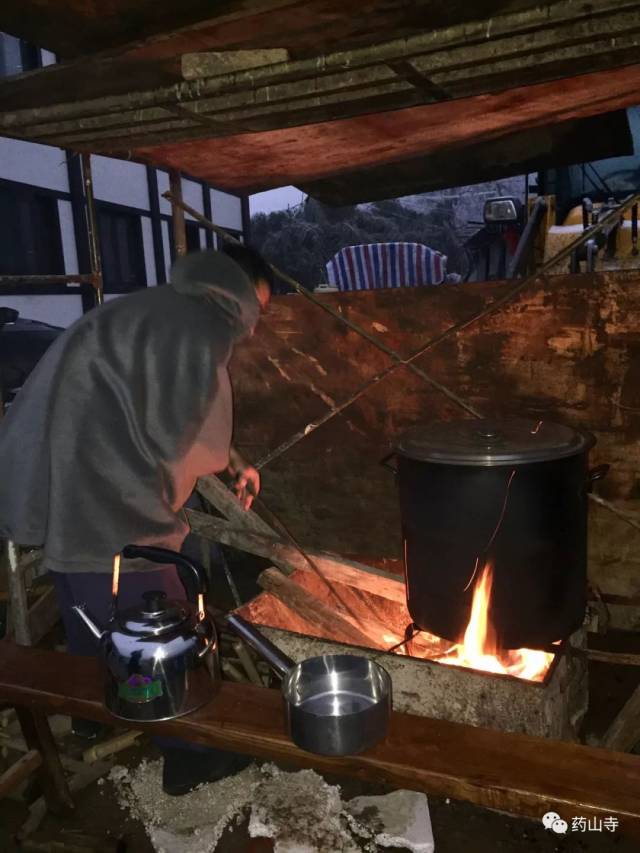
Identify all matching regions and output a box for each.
[256,567,380,649]
[187,509,405,602]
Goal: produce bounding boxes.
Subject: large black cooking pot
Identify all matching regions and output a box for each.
[388,418,598,649]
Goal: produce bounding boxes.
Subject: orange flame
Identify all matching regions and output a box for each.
[436,562,553,682]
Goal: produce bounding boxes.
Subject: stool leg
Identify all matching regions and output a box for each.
[16,707,74,815]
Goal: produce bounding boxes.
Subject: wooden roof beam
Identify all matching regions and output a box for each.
[182,48,290,80]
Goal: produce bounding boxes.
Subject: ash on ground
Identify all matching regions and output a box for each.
[106,761,432,852]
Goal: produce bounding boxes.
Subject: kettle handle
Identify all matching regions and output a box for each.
[121,545,209,604]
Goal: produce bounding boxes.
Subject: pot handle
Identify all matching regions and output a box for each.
[121,544,208,604]
[226,613,294,678]
[587,464,610,489]
[380,452,398,474]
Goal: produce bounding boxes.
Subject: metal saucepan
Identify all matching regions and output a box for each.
[227,614,392,756]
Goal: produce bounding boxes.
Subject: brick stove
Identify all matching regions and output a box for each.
[237,566,588,741]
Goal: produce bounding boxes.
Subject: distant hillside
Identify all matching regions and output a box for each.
[251,179,524,291]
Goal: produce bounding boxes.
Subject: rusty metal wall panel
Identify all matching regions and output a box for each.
[229,271,640,604]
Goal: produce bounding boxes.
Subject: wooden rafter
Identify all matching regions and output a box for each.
[2,0,640,155]
[130,62,640,194]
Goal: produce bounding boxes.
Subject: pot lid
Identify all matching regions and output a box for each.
[118,590,188,635]
[394,418,595,466]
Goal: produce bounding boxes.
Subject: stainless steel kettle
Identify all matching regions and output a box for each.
[72,545,218,722]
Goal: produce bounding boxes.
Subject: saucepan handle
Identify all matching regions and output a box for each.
[226,613,294,678]
[121,544,208,601]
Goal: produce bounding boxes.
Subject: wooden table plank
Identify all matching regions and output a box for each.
[1,641,639,834]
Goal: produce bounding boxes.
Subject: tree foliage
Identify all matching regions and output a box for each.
[250,197,465,292]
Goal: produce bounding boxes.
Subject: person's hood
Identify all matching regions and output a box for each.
[169,250,260,339]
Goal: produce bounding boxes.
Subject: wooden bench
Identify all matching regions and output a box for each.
[1,640,639,837]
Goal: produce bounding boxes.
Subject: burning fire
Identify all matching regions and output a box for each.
[436,562,554,682]
[384,562,555,682]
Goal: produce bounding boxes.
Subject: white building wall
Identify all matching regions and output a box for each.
[0,34,21,77]
[0,137,69,192]
[182,178,203,221]
[91,155,150,210]
[58,200,79,274]
[161,219,172,282]
[211,189,243,231]
[0,295,83,328]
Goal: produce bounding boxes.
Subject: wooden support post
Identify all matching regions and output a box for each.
[602,682,640,752]
[169,170,187,258]
[15,708,74,816]
[81,153,104,306]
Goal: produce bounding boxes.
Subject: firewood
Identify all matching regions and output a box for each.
[187,509,405,602]
[232,641,263,686]
[601,682,640,752]
[586,649,640,667]
[0,749,41,798]
[257,568,380,649]
[83,730,142,764]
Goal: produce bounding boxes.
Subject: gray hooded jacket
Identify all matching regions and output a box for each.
[0,251,260,573]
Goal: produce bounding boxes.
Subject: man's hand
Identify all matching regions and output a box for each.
[228,447,260,510]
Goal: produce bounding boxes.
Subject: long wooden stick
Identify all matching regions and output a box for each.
[586,649,640,667]
[257,567,379,648]
[197,474,276,538]
[186,509,405,602]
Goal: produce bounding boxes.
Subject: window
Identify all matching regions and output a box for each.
[98,207,147,293]
[185,221,201,253]
[0,183,64,275]
[0,33,41,77]
[19,40,41,72]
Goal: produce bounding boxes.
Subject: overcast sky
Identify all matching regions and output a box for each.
[249,185,306,216]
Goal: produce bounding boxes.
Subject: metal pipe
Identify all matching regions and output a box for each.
[81,153,104,306]
[169,172,187,258]
[0,274,97,286]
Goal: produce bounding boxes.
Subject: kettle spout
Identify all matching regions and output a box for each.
[72,604,106,642]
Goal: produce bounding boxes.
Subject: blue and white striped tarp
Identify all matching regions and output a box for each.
[326,242,447,291]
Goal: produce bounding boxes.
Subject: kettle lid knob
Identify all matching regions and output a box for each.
[141,590,168,615]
